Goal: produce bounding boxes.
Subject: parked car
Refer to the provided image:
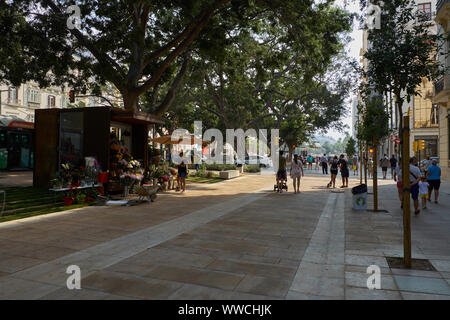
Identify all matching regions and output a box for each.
[235,155,272,168]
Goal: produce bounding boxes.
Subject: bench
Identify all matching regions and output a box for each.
[219,170,240,179]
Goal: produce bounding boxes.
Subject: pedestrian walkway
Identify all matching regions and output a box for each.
[0,174,449,299]
[0,171,33,187]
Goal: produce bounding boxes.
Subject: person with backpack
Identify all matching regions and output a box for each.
[380,154,389,179]
[390,154,398,181]
[328,155,339,189]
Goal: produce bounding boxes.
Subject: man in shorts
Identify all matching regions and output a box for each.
[276,151,287,193]
[426,160,441,203]
[320,153,328,175]
[409,157,422,215]
[380,154,389,179]
[390,154,397,181]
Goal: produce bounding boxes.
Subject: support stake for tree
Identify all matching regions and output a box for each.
[402,116,412,268]
[373,139,378,212]
[360,144,363,185]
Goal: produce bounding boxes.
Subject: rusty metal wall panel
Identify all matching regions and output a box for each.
[83,108,110,171]
[33,109,59,188]
[132,124,148,169]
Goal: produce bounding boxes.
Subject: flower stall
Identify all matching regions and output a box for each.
[34,107,164,199]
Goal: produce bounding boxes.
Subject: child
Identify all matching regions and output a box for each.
[418,177,429,209]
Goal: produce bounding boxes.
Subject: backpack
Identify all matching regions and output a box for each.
[331,160,338,169]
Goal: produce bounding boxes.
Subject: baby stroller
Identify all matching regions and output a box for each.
[274,179,288,192]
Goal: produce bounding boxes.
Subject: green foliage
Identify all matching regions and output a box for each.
[345,137,357,158]
[361,0,445,127]
[204,163,237,171]
[244,164,261,173]
[1,0,354,117]
[357,96,390,144]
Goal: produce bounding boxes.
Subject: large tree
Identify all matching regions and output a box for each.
[360,0,445,267]
[1,0,352,116]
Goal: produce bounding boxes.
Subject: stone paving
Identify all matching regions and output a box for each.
[0,171,449,299]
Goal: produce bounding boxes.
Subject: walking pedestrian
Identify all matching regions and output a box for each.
[418,177,429,210]
[352,155,358,176]
[177,156,187,193]
[321,153,328,175]
[390,154,398,181]
[422,156,431,174]
[368,158,373,178]
[329,155,339,188]
[276,151,287,193]
[409,157,422,215]
[339,154,349,188]
[380,154,389,179]
[307,155,313,170]
[426,159,441,204]
[396,162,403,208]
[315,156,320,170]
[290,154,304,194]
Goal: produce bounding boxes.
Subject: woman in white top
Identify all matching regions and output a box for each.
[290,154,304,194]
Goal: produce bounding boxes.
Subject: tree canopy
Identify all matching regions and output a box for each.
[1,0,353,117]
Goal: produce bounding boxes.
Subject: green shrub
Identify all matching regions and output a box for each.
[244,164,261,173]
[205,163,236,171]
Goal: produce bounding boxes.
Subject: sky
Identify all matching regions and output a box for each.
[323,0,363,140]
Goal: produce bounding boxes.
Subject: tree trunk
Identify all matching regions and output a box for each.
[402,115,412,268]
[122,91,139,112]
[360,143,363,185]
[364,144,368,185]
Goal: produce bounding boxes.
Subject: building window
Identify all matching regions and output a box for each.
[28,88,40,104]
[415,138,438,159]
[417,2,432,21]
[7,87,18,104]
[414,78,437,128]
[430,104,439,125]
[48,95,56,108]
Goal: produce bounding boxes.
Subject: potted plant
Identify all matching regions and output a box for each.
[62,196,73,206]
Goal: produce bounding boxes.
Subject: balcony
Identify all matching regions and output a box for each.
[433,75,450,104]
[437,0,450,14]
[436,0,450,24]
[435,77,445,95]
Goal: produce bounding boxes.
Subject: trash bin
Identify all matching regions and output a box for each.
[352,184,367,211]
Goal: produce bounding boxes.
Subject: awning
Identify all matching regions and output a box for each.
[149,134,210,146]
[111,108,164,125]
[0,115,34,129]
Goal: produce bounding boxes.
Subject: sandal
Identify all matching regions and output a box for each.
[415,210,420,215]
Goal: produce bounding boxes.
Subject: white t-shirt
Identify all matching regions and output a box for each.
[418,181,429,195]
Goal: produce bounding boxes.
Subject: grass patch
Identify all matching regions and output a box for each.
[0,186,93,223]
[0,203,89,223]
